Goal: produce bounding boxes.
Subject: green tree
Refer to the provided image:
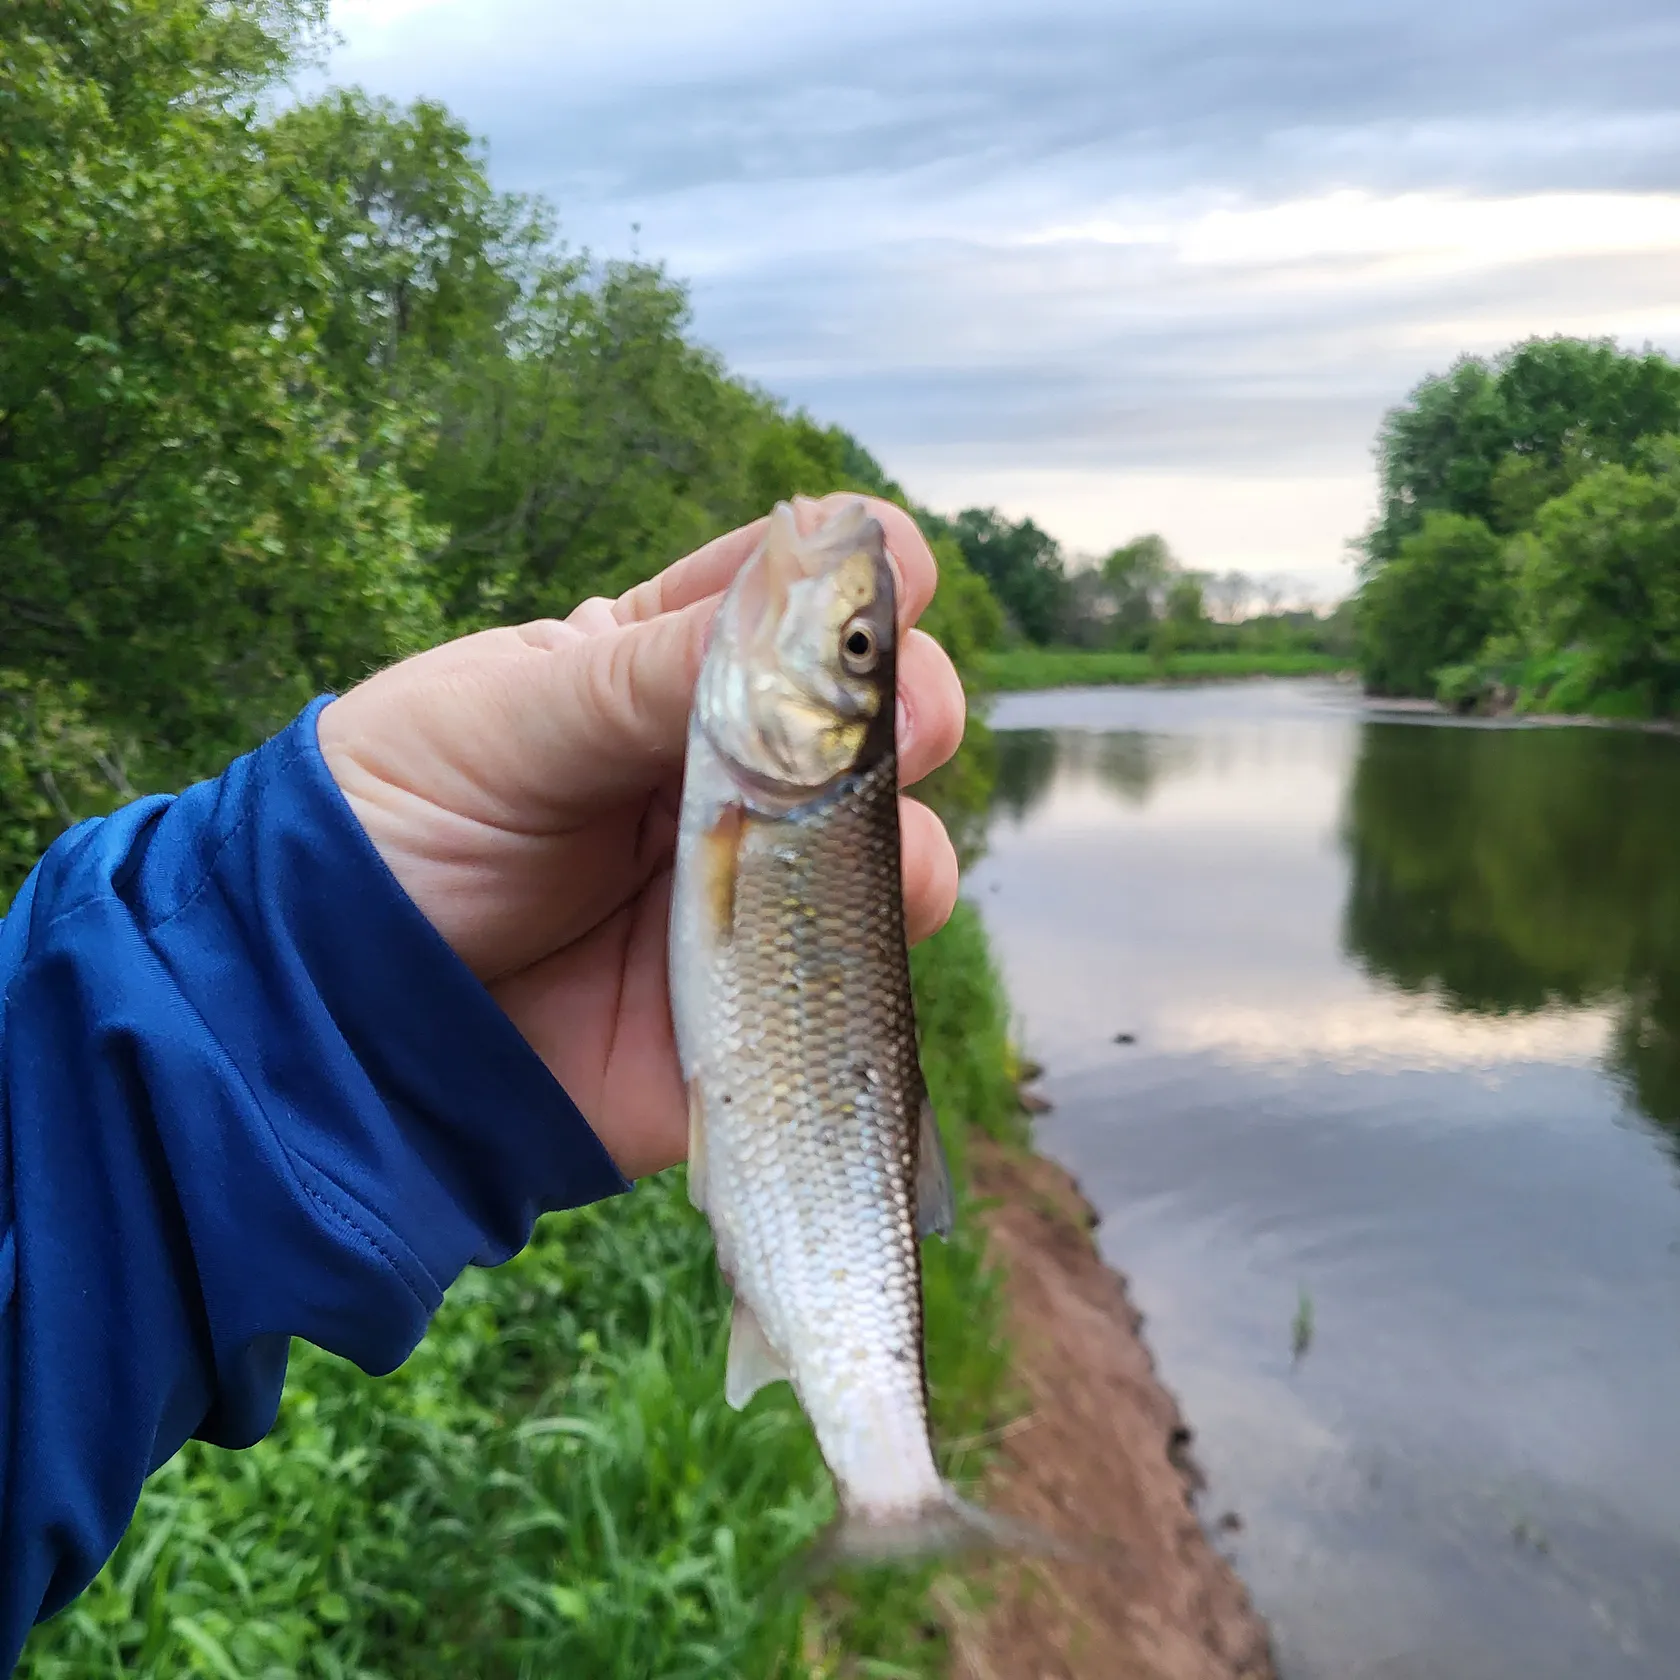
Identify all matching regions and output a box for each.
[418,257,772,622]
[1513,446,1680,715]
[1165,571,1207,629]
[263,90,537,419]
[0,0,1011,895]
[0,0,438,771]
[947,509,1069,644]
[1100,533,1173,647]
[1357,512,1509,696]
[1366,337,1680,564]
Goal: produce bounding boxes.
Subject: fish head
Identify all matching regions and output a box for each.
[697,500,897,797]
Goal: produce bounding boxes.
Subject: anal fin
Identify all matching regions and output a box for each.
[725,1295,790,1409]
[915,1097,956,1240]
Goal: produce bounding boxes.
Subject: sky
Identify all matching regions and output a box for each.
[316,0,1680,602]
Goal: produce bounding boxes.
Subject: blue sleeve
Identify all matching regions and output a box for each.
[0,697,629,1659]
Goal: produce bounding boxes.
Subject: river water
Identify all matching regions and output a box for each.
[969,679,1680,1680]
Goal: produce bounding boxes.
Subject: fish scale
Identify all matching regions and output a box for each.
[670,499,1018,1561]
[703,754,938,1518]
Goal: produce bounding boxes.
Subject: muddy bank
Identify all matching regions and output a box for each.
[943,1140,1275,1680]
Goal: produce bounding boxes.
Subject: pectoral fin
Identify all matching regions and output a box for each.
[725,1296,790,1409]
[915,1097,956,1240]
[686,1079,708,1212]
[702,803,744,944]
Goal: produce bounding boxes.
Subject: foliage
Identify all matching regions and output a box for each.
[1354,336,1680,712]
[919,536,1005,683]
[1098,533,1175,646]
[943,509,1071,645]
[1356,512,1511,697]
[0,678,134,894]
[0,0,441,774]
[1365,336,1680,563]
[1512,450,1680,714]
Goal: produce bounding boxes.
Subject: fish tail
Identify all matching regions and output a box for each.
[805,1483,1081,1574]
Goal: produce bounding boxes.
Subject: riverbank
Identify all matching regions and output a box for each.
[983,648,1350,691]
[944,1141,1275,1680]
[1367,693,1680,734]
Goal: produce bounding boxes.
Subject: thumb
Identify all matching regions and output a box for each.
[524,596,716,804]
[319,597,716,833]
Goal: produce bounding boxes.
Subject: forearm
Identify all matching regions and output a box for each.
[0,701,624,1657]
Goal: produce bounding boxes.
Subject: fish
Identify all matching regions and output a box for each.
[668,498,1011,1562]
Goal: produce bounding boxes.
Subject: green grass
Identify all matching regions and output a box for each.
[19,901,1023,1680]
[981,646,1351,692]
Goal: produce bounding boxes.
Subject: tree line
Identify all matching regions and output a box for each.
[0,0,1003,898]
[1355,336,1680,717]
[935,509,1352,659]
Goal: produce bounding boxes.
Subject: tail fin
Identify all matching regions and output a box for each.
[806,1482,1078,1575]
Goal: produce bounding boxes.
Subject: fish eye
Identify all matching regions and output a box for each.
[840,620,879,674]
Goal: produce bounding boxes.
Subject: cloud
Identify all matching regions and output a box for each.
[328,0,1680,203]
[318,0,1680,588]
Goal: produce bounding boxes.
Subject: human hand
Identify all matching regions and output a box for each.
[315,495,966,1180]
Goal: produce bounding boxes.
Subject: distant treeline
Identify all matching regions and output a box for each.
[1354,336,1680,718]
[1,0,1006,896]
[933,510,1355,661]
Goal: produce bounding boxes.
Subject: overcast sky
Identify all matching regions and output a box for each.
[319,0,1680,600]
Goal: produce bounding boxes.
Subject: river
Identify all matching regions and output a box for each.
[969,678,1680,1680]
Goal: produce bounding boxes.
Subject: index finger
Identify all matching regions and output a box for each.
[611,494,940,628]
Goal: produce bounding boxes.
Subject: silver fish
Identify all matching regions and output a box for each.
[669,499,1003,1559]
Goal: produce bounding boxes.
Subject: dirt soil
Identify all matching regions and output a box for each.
[940,1139,1276,1680]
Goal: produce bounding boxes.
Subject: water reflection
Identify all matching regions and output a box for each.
[992,725,1199,820]
[987,711,1680,1134]
[991,727,1057,822]
[970,683,1680,1680]
[1343,725,1680,1132]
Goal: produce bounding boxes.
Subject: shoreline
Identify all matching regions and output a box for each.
[942,1137,1276,1680]
[1365,694,1680,735]
[981,653,1680,736]
[980,649,1351,693]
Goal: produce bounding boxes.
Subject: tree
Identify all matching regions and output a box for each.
[0,0,1012,898]
[1204,569,1254,624]
[1100,534,1173,647]
[1165,572,1208,629]
[1354,336,1680,709]
[0,0,438,766]
[948,509,1070,644]
[1365,337,1680,564]
[1514,447,1680,713]
[263,90,537,418]
[1357,512,1510,696]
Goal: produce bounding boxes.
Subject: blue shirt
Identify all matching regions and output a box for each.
[0,699,628,1662]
